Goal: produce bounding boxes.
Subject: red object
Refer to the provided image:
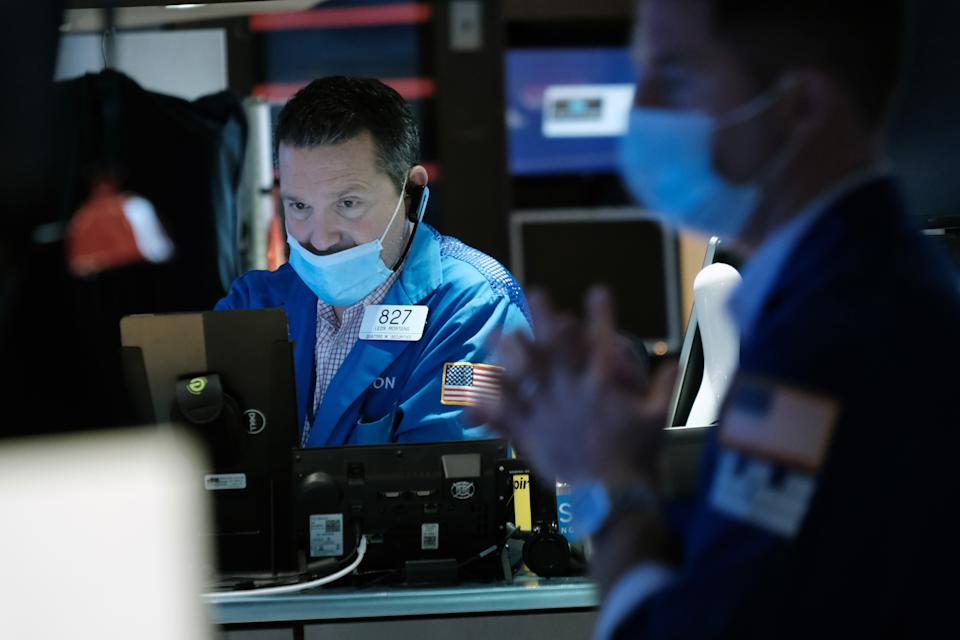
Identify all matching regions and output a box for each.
[421,162,439,182]
[252,77,436,103]
[66,180,147,277]
[267,207,287,271]
[250,3,431,31]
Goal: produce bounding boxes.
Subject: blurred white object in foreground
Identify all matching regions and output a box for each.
[0,427,213,640]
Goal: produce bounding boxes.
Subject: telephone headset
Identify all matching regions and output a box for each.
[406,184,429,223]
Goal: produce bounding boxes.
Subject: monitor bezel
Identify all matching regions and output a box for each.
[509,206,683,354]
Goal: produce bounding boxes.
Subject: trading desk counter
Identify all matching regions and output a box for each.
[214,576,599,640]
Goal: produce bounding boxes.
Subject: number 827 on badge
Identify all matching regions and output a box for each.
[359,305,429,341]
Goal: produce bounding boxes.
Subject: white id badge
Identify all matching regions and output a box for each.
[359,305,429,341]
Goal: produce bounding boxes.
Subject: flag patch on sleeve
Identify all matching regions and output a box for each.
[708,376,840,537]
[440,362,504,407]
[720,376,839,473]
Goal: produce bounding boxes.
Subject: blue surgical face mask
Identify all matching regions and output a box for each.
[618,86,786,240]
[286,176,416,306]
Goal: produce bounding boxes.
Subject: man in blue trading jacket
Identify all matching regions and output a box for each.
[482,1,960,638]
[218,76,530,447]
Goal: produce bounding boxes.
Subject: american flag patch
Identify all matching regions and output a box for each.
[720,376,838,473]
[440,362,504,407]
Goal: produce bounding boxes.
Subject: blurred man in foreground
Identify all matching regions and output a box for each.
[480,1,960,637]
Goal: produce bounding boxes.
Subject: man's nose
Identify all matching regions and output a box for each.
[304,215,342,254]
[634,73,667,109]
[631,62,679,109]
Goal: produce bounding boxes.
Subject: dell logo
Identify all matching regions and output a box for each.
[244,409,266,435]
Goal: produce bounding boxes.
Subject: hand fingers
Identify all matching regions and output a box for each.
[631,359,680,421]
[585,285,616,338]
[497,330,534,382]
[609,338,651,390]
[649,359,680,414]
[528,288,558,342]
[584,290,639,391]
[468,389,526,443]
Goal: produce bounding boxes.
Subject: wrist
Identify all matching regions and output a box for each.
[590,510,672,598]
[589,485,672,598]
[595,483,661,534]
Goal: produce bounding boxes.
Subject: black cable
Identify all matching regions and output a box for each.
[354,527,519,590]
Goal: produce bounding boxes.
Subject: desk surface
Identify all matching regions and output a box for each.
[211,576,599,625]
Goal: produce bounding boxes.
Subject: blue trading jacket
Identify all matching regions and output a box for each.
[216,223,531,447]
[614,178,960,638]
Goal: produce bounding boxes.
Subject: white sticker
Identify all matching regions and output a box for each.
[309,514,344,558]
[359,305,429,341]
[708,450,816,538]
[542,84,636,138]
[450,1,482,52]
[421,522,439,550]
[204,473,246,491]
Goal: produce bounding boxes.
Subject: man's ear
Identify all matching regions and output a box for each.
[408,164,429,188]
[781,68,847,136]
[404,165,430,220]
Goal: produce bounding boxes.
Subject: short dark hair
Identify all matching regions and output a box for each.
[275,76,421,190]
[707,0,906,131]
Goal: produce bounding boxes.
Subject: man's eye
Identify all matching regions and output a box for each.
[288,201,307,212]
[340,199,356,209]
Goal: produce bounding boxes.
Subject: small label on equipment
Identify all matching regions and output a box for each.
[421,522,439,550]
[309,514,344,557]
[204,473,246,491]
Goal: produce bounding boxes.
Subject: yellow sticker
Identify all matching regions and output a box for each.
[512,472,532,531]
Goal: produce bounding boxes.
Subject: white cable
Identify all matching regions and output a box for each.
[202,536,367,601]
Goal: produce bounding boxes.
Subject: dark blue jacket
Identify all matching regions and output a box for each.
[614,179,960,638]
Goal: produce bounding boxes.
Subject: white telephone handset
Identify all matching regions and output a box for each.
[686,262,742,426]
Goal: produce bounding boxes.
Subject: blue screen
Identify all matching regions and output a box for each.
[505,48,635,176]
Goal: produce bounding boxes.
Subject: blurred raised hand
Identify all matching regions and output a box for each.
[476,286,678,487]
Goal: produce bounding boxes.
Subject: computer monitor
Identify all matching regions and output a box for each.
[505,47,635,176]
[922,215,960,275]
[510,207,682,355]
[293,439,511,585]
[119,308,299,579]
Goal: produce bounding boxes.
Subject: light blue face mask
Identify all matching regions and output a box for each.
[618,87,785,240]
[286,176,419,306]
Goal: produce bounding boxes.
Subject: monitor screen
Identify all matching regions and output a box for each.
[510,208,681,354]
[120,308,299,578]
[505,48,635,176]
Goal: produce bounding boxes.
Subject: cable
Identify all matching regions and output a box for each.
[456,544,500,568]
[202,537,367,600]
[208,523,363,591]
[356,528,517,591]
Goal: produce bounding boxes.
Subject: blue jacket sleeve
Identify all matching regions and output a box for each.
[214,276,252,311]
[392,293,531,443]
[214,269,289,311]
[609,491,788,639]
